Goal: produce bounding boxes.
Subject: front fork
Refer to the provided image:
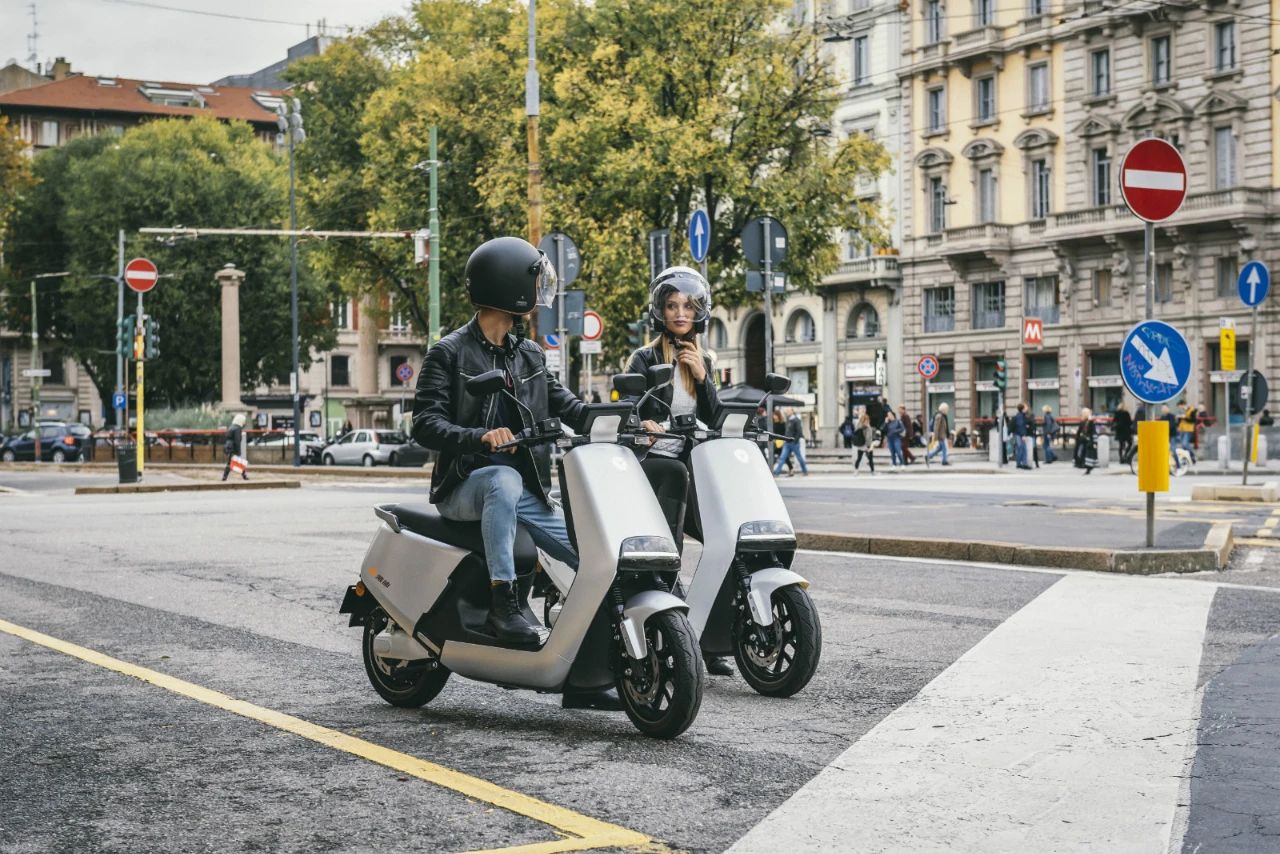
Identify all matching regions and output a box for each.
[612,578,688,661]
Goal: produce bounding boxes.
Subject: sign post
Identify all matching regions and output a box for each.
[741,216,787,461]
[689,209,710,281]
[537,232,580,386]
[1120,139,1188,547]
[125,258,158,476]
[581,310,603,399]
[1238,260,1270,484]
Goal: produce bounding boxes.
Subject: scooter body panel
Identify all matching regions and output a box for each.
[360,524,468,643]
[687,438,795,636]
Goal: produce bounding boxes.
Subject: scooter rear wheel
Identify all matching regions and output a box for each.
[616,611,704,739]
[734,584,821,698]
[363,607,450,708]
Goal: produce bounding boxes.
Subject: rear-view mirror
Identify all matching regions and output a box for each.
[465,370,506,396]
[612,373,646,397]
[647,364,674,390]
[765,373,792,395]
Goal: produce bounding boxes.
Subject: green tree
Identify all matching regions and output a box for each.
[2,117,335,407]
[0,115,35,267]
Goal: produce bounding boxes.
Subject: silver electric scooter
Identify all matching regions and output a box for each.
[339,367,705,738]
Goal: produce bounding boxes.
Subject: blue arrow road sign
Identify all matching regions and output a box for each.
[1238,260,1270,307]
[688,209,710,264]
[1121,320,1192,404]
[112,392,126,410]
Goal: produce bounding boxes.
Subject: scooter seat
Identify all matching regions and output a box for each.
[382,503,538,572]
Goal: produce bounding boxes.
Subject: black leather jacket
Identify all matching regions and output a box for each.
[623,344,719,425]
[412,315,586,504]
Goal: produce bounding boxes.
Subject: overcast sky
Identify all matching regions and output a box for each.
[1,0,411,84]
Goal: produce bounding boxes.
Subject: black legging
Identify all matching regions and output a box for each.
[640,455,696,552]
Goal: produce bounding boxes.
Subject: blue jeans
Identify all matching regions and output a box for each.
[1043,434,1057,463]
[888,434,904,466]
[927,438,949,463]
[434,466,577,583]
[773,440,809,474]
[1178,432,1192,452]
[1014,435,1028,466]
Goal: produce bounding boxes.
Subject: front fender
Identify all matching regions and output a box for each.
[619,590,689,660]
[747,567,808,627]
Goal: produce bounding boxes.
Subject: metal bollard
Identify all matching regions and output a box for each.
[1095,434,1111,468]
[1216,434,1231,470]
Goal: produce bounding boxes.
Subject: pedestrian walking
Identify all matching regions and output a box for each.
[925,403,951,466]
[899,405,917,465]
[1074,407,1099,474]
[852,413,877,474]
[883,409,905,468]
[839,413,856,450]
[1012,403,1032,469]
[772,407,809,476]
[771,409,793,474]
[1041,405,1059,464]
[221,413,248,481]
[1114,403,1134,466]
[1177,399,1197,457]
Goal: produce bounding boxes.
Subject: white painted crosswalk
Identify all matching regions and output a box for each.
[731,574,1216,853]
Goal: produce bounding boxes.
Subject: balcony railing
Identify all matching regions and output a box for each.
[1047,188,1272,235]
[834,256,901,278]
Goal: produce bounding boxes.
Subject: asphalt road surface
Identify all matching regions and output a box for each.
[1,478,1278,852]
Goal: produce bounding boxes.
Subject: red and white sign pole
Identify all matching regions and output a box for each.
[125,258,159,475]
[1119,138,1187,546]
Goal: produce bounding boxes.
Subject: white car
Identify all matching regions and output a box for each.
[320,430,429,467]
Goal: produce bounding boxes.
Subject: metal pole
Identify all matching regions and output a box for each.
[555,234,568,385]
[288,126,301,467]
[30,280,40,463]
[428,126,441,346]
[525,0,542,248]
[1242,303,1259,485]
[115,229,124,433]
[762,218,775,465]
[135,291,144,477]
[1144,220,1155,548]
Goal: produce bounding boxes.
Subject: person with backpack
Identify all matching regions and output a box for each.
[883,409,905,468]
[839,413,856,449]
[925,403,951,466]
[1041,404,1059,464]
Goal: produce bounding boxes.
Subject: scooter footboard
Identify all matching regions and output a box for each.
[747,567,808,627]
[619,590,689,660]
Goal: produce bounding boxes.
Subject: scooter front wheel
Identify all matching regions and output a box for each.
[734,584,822,698]
[363,606,450,708]
[616,611,704,739]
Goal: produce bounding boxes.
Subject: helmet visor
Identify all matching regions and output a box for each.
[531,253,557,308]
[655,272,710,313]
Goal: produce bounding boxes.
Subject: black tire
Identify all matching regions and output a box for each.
[734,584,822,698]
[616,610,704,739]
[51,449,66,463]
[1,449,14,462]
[388,452,398,467]
[362,606,449,708]
[363,454,375,468]
[323,453,335,466]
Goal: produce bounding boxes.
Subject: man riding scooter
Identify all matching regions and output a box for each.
[411,236,617,710]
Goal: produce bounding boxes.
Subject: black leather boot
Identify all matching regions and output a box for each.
[704,655,735,676]
[487,581,540,645]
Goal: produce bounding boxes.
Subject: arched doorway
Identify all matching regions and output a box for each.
[744,313,768,388]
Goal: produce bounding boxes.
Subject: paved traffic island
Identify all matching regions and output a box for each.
[75,480,301,496]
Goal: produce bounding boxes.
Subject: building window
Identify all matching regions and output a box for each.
[1216,257,1238,298]
[1025,276,1060,323]
[847,303,881,338]
[975,0,993,27]
[1092,269,1112,307]
[924,286,955,332]
[1214,126,1237,189]
[1155,262,1174,303]
[1151,35,1171,85]
[44,355,66,386]
[977,168,996,223]
[1027,0,1044,15]
[976,76,996,123]
[853,36,869,85]
[786,310,816,343]
[926,358,956,419]
[927,86,946,132]
[1027,63,1049,112]
[1091,147,1111,207]
[37,120,59,147]
[330,355,350,387]
[332,300,351,330]
[1090,49,1111,96]
[929,175,947,233]
[1031,158,1051,219]
[708,318,728,350]
[972,280,1006,329]
[1214,21,1236,71]
[389,310,410,333]
[1026,353,1060,415]
[1088,350,1123,414]
[926,0,943,43]
[389,355,411,385]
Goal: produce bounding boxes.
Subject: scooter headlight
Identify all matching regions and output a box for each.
[617,535,681,572]
[736,520,795,552]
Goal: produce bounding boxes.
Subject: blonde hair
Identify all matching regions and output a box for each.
[648,334,708,396]
[232,413,246,427]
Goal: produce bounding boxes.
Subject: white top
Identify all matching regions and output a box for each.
[653,373,697,457]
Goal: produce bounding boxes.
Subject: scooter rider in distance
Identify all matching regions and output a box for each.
[411,237,585,653]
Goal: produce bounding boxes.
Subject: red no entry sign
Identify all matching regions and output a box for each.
[582,310,604,341]
[1120,139,1187,223]
[124,258,159,293]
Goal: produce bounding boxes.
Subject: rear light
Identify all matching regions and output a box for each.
[63,436,76,446]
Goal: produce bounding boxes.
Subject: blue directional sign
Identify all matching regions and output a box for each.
[688,209,710,264]
[1238,260,1270,307]
[1121,320,1192,404]
[111,392,126,410]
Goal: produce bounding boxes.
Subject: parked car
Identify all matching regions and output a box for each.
[1,422,93,463]
[252,430,325,462]
[319,429,429,467]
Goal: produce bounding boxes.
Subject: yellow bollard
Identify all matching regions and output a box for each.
[1137,420,1170,492]
[1252,423,1260,464]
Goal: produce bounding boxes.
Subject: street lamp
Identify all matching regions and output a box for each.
[277,98,306,466]
[28,272,71,461]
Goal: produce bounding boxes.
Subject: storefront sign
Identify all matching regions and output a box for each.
[1026,378,1060,390]
[1087,375,1123,388]
[1210,370,1245,383]
[926,382,955,393]
[844,361,876,380]
[975,381,997,392]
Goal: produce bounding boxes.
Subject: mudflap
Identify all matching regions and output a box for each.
[339,584,377,627]
[563,600,618,693]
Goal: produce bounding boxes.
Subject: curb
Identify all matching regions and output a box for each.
[797,524,1229,575]
[75,480,302,496]
[1190,482,1278,502]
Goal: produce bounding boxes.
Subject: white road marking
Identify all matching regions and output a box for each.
[730,574,1215,853]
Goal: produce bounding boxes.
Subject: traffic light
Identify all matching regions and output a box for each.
[626,318,648,350]
[117,314,135,359]
[993,358,1007,392]
[144,316,161,360]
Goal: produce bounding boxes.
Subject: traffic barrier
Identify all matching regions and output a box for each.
[1137,421,1170,492]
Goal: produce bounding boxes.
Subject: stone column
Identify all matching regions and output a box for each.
[357,294,379,398]
[215,264,245,410]
[819,292,839,440]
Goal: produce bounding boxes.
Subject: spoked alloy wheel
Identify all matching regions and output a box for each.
[734,584,821,698]
[616,611,703,739]
[362,606,449,708]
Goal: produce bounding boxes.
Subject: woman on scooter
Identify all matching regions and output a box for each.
[624,267,734,676]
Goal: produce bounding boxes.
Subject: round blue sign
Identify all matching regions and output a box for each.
[688,209,710,264]
[544,333,560,348]
[1121,320,1192,404]
[1238,260,1270,307]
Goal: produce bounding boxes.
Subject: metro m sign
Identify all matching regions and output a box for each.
[1023,317,1044,347]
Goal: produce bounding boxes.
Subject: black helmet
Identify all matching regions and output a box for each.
[464,236,557,315]
[648,266,711,334]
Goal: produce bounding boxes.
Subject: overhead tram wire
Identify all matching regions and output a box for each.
[98,0,358,31]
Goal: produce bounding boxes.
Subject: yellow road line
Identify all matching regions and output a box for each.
[1236,537,1280,548]
[0,618,656,854]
